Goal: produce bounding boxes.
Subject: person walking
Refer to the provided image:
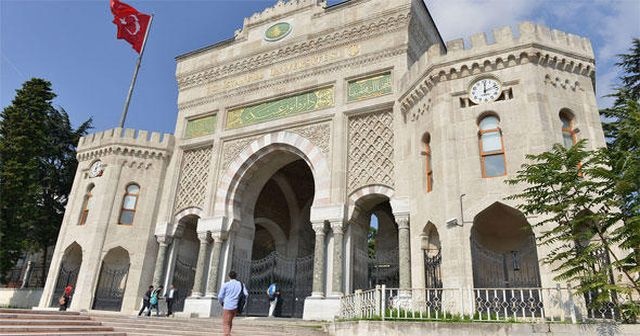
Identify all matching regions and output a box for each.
[266,282,280,317]
[58,284,73,311]
[218,271,248,336]
[149,285,163,316]
[165,284,177,317]
[138,285,154,316]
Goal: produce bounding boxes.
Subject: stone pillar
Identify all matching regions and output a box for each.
[311,221,327,297]
[191,232,210,297]
[205,233,226,297]
[152,235,172,287]
[330,221,344,296]
[397,216,412,289]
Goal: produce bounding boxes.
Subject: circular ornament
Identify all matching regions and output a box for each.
[469,78,502,104]
[264,22,292,42]
[89,160,104,178]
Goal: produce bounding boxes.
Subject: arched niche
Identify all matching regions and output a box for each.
[50,242,82,307]
[92,247,130,311]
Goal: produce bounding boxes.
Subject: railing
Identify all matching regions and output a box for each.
[339,285,637,323]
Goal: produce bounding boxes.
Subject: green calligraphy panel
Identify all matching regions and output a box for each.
[347,73,392,102]
[226,87,334,129]
[185,115,216,139]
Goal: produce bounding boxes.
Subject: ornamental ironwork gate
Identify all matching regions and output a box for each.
[50,263,80,307]
[424,251,442,288]
[234,251,313,318]
[368,249,399,288]
[172,256,196,312]
[92,262,130,311]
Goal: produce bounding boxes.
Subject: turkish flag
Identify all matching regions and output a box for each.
[110,0,150,53]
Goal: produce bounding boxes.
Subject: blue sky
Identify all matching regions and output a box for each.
[1,0,639,135]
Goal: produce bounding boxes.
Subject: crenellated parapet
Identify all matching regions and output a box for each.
[242,0,326,27]
[399,22,595,114]
[76,127,175,162]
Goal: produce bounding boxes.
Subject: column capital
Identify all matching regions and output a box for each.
[197,232,210,242]
[311,221,327,235]
[330,221,345,235]
[156,235,173,245]
[396,216,410,230]
[210,231,228,241]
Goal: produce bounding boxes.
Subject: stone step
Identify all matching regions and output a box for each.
[0,319,102,326]
[0,326,114,333]
[0,308,81,316]
[0,313,92,321]
[0,332,125,336]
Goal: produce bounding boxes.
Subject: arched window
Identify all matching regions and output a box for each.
[560,111,577,148]
[78,184,94,225]
[422,133,433,192]
[478,115,506,177]
[119,184,140,225]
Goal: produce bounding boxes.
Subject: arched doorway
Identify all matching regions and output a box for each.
[421,222,442,288]
[470,202,542,317]
[171,215,199,312]
[350,195,399,291]
[92,247,130,311]
[231,156,316,318]
[50,242,82,307]
[471,203,541,288]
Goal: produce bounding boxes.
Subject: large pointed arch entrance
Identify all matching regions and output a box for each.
[218,133,330,318]
[50,242,82,307]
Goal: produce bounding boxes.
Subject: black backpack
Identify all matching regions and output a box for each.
[237,282,246,314]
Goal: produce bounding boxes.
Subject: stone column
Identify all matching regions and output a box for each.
[152,235,172,287]
[311,221,327,297]
[205,233,226,297]
[330,221,344,296]
[191,232,210,297]
[397,216,412,289]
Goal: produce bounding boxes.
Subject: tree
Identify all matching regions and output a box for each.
[0,78,91,284]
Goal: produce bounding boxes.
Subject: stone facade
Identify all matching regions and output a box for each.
[40,0,603,321]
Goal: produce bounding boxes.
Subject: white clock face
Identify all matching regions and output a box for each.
[469,78,502,104]
[89,161,104,178]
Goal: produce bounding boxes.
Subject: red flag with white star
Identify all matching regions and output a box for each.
[110,0,150,53]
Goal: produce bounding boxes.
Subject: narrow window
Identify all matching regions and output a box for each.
[478,115,506,177]
[560,112,577,148]
[78,184,94,225]
[422,133,433,192]
[119,184,140,225]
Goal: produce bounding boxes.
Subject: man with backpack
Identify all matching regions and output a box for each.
[218,271,248,336]
[266,282,280,317]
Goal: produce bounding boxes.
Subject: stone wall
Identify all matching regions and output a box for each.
[329,321,640,336]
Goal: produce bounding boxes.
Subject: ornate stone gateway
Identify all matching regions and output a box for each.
[234,251,313,318]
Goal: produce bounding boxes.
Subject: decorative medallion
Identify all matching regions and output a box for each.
[264,22,292,42]
[89,160,104,178]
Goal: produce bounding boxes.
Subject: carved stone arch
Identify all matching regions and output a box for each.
[174,206,204,223]
[213,131,330,223]
[421,221,442,288]
[348,184,394,219]
[50,242,83,307]
[420,222,441,257]
[93,246,130,311]
[254,217,288,256]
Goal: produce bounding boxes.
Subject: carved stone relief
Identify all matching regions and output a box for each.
[347,110,394,193]
[174,146,213,212]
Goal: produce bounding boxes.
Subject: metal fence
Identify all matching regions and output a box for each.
[339,285,637,323]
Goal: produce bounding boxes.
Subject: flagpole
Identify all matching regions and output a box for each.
[118,14,153,129]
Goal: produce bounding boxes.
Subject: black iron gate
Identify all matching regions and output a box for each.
[50,263,80,307]
[92,262,130,311]
[368,249,399,288]
[171,256,196,312]
[424,251,442,288]
[234,251,313,318]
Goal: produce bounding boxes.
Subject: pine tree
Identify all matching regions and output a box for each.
[0,78,91,284]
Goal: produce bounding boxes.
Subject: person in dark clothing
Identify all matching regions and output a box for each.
[166,284,177,317]
[138,285,154,316]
